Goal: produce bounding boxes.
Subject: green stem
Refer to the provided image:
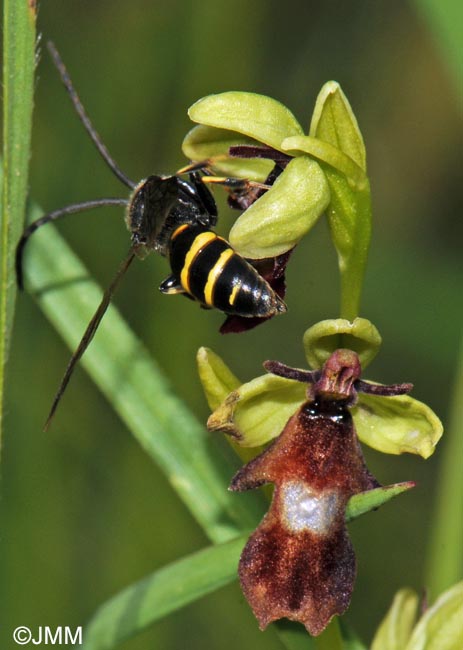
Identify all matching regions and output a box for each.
[339,184,371,322]
[0,0,36,445]
[425,338,463,599]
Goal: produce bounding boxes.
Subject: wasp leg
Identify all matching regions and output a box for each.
[201,176,271,192]
[176,156,227,175]
[159,275,185,295]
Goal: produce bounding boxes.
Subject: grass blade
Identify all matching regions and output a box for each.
[23,206,264,543]
[0,0,36,446]
[83,535,247,650]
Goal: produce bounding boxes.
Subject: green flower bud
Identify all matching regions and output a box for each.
[372,582,463,650]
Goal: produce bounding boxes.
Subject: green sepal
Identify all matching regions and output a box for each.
[196,347,241,411]
[353,391,443,458]
[345,482,415,523]
[309,81,366,170]
[303,318,382,370]
[207,372,306,447]
[198,343,442,457]
[371,588,420,650]
[188,91,304,151]
[309,82,371,321]
[405,581,463,650]
[181,125,274,181]
[281,135,367,191]
[228,156,330,259]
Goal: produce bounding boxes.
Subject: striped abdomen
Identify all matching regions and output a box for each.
[168,224,287,317]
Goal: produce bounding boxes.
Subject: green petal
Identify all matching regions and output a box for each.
[371,588,419,650]
[188,91,304,151]
[196,347,241,411]
[181,125,274,181]
[228,156,330,259]
[281,135,367,191]
[207,373,306,447]
[405,581,463,650]
[309,81,366,171]
[346,482,415,523]
[353,392,443,458]
[303,318,382,370]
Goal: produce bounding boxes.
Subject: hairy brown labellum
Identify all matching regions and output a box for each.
[224,350,413,633]
[231,398,378,635]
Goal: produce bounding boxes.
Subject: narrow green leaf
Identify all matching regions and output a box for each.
[83,535,247,650]
[0,0,36,445]
[371,588,419,650]
[345,482,415,523]
[23,208,264,543]
[182,124,274,181]
[188,91,304,151]
[228,156,330,259]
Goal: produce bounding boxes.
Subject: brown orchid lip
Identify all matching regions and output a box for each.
[227,349,414,635]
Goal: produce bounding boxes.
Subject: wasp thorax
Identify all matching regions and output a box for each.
[126,175,179,256]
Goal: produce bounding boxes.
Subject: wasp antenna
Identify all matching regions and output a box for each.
[43,248,136,431]
[15,198,128,290]
[47,41,136,190]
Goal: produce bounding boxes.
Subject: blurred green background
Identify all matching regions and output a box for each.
[2,1,461,648]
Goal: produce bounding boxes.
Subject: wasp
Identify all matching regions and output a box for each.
[16,42,287,428]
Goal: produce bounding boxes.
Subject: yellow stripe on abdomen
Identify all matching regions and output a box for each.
[204,248,235,307]
[180,231,217,294]
[171,223,189,240]
[228,282,241,306]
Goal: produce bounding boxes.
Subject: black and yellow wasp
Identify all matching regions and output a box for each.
[16,42,287,427]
